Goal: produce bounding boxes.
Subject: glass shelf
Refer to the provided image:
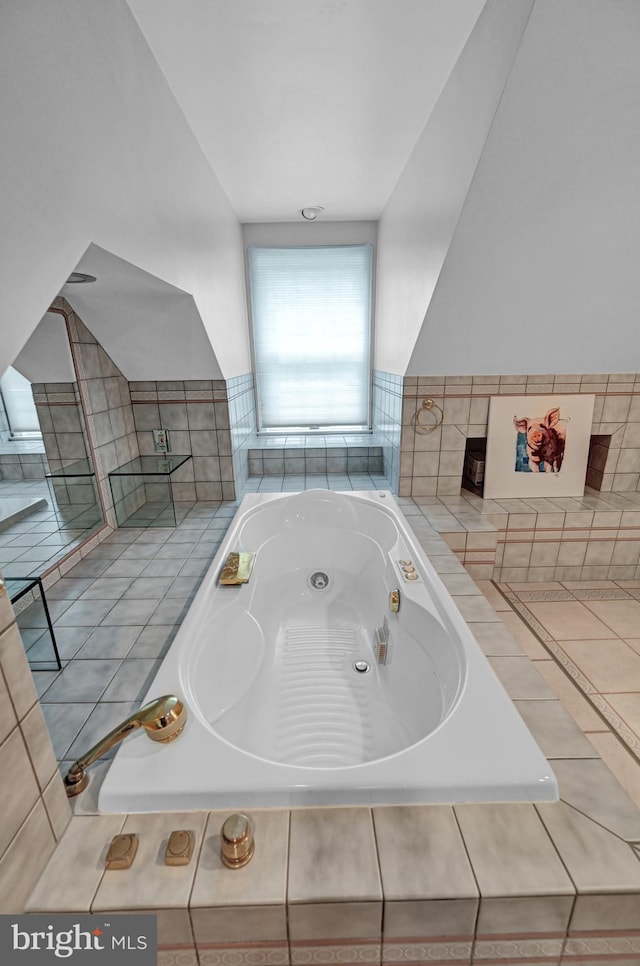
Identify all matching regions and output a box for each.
[45,457,96,478]
[108,454,192,527]
[4,576,62,671]
[45,458,103,531]
[109,454,192,477]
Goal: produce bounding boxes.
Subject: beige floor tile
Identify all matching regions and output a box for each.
[526,601,613,640]
[499,612,549,660]
[533,660,608,732]
[561,580,618,589]
[475,580,511,611]
[585,732,640,808]
[627,638,640,657]
[584,598,640,638]
[604,692,640,739]
[559,639,640,693]
[506,582,565,593]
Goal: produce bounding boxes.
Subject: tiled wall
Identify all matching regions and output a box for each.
[130,381,235,502]
[0,451,48,482]
[372,369,402,492]
[33,381,89,473]
[60,306,139,529]
[400,372,640,497]
[0,577,71,910]
[25,790,640,966]
[32,380,96,510]
[228,372,257,495]
[0,393,10,444]
[0,388,48,481]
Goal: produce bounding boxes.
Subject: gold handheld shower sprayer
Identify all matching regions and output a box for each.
[63,694,187,797]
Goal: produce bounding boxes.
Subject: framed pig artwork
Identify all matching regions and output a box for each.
[483,394,595,499]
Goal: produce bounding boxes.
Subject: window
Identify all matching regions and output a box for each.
[0,366,42,438]
[248,244,373,431]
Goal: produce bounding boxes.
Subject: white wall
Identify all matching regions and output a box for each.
[408,0,640,375]
[375,0,534,376]
[12,313,76,384]
[243,222,378,249]
[0,0,250,380]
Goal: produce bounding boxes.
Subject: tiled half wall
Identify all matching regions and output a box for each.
[400,372,640,498]
[372,369,402,493]
[228,372,257,495]
[400,373,640,582]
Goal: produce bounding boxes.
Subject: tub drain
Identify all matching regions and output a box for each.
[309,571,329,590]
[353,661,370,674]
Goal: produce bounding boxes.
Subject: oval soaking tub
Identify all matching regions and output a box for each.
[99,490,557,811]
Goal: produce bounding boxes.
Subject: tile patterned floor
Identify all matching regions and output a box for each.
[492,579,640,806]
[0,480,99,575]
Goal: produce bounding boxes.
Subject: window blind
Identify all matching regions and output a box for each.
[248,244,373,430]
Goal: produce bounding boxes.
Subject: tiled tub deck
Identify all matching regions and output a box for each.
[14,500,640,966]
[413,485,640,585]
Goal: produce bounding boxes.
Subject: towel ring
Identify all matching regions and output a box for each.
[412,398,444,434]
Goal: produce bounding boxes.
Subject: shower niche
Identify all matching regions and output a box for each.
[461,437,486,496]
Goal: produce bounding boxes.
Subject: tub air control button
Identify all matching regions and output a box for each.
[221,813,255,869]
[405,573,419,581]
[165,829,195,866]
[399,560,412,567]
[402,565,415,574]
[105,833,139,870]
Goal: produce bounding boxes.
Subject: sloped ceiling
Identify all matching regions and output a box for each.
[126,0,486,221]
[408,0,640,375]
[62,245,223,381]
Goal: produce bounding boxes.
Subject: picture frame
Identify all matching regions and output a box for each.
[483,394,595,499]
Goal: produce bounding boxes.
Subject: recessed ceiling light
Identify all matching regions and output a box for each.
[301,207,324,221]
[66,272,96,284]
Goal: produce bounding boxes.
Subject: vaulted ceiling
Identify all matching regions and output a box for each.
[126,0,485,221]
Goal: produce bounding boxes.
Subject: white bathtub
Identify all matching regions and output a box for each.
[99,489,557,811]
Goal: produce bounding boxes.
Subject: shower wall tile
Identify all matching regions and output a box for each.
[197,946,287,966]
[228,373,257,495]
[131,380,239,502]
[0,800,57,912]
[454,803,574,900]
[373,806,476,906]
[191,809,288,944]
[191,809,289,910]
[93,811,208,912]
[0,577,69,911]
[400,372,640,500]
[372,370,402,492]
[289,808,381,905]
[26,814,126,913]
[192,906,288,944]
[46,302,141,528]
